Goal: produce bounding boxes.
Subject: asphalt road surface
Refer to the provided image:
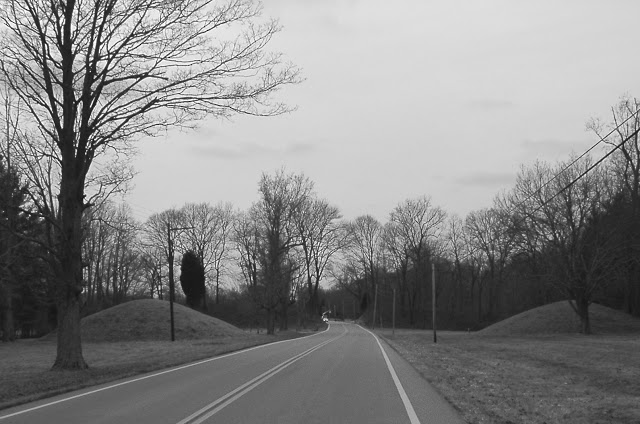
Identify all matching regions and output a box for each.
[0,323,463,424]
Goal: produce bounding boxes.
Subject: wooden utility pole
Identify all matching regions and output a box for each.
[372,283,378,330]
[432,262,437,343]
[167,224,175,341]
[166,224,195,342]
[392,287,396,337]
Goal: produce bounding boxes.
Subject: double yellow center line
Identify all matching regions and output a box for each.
[177,325,347,424]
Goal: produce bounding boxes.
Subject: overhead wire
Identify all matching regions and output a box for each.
[493,104,640,228]
[532,124,640,215]
[507,105,640,218]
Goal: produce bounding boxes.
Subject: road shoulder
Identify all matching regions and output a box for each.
[377,332,465,424]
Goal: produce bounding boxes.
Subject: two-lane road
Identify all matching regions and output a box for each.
[0,323,463,423]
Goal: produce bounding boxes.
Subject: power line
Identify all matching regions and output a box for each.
[507,124,640,230]
[536,125,640,214]
[509,106,640,217]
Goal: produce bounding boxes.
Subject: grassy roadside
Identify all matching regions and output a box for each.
[379,330,640,424]
[0,331,304,411]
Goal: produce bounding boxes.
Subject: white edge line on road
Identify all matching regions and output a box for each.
[359,325,421,424]
[0,324,331,421]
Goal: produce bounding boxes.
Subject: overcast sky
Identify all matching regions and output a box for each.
[126,0,640,223]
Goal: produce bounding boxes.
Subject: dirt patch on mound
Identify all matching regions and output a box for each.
[478,301,640,336]
[44,299,244,342]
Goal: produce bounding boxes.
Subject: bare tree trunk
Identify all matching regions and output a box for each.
[157,272,163,300]
[1,283,15,342]
[280,302,289,331]
[570,298,592,334]
[408,290,416,326]
[215,270,220,305]
[112,240,120,304]
[53,292,86,369]
[266,309,276,335]
[52,171,88,370]
[96,266,103,305]
[298,297,306,329]
[309,284,319,318]
[469,271,476,324]
[478,284,483,323]
[202,288,208,313]
[86,261,94,307]
[625,260,640,317]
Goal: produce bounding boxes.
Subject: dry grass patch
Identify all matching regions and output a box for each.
[42,299,245,343]
[380,302,640,424]
[382,331,640,424]
[1,299,311,410]
[478,301,640,336]
[0,333,299,410]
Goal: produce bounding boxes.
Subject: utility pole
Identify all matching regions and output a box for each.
[372,283,378,330]
[392,287,396,337]
[166,223,195,342]
[167,223,176,342]
[432,262,437,343]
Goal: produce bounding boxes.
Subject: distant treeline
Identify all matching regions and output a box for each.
[3,98,640,339]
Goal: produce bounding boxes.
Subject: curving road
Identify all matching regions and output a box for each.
[0,323,463,424]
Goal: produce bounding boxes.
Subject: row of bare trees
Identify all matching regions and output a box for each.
[1,196,237,331]
[77,122,638,338]
[233,169,345,334]
[0,0,300,369]
[333,197,448,328]
[78,170,347,337]
[142,202,234,307]
[0,0,637,366]
[4,165,347,339]
[332,154,623,334]
[327,97,640,335]
[82,203,144,310]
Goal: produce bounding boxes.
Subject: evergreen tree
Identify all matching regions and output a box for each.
[0,154,29,341]
[179,250,206,311]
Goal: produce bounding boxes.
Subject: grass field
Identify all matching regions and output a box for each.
[0,299,314,411]
[3,299,638,422]
[0,332,302,410]
[41,299,248,343]
[380,330,640,424]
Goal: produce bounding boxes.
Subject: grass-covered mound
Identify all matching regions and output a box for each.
[46,299,244,342]
[478,301,640,336]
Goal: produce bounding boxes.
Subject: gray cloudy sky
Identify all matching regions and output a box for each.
[127,0,640,222]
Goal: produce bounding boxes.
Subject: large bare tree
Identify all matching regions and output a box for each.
[511,158,618,333]
[252,170,313,334]
[346,215,383,314]
[82,202,142,309]
[294,198,345,317]
[388,196,446,325]
[180,202,234,305]
[0,86,21,342]
[234,209,260,291]
[0,0,299,368]
[465,205,517,321]
[587,96,640,316]
[444,214,470,316]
